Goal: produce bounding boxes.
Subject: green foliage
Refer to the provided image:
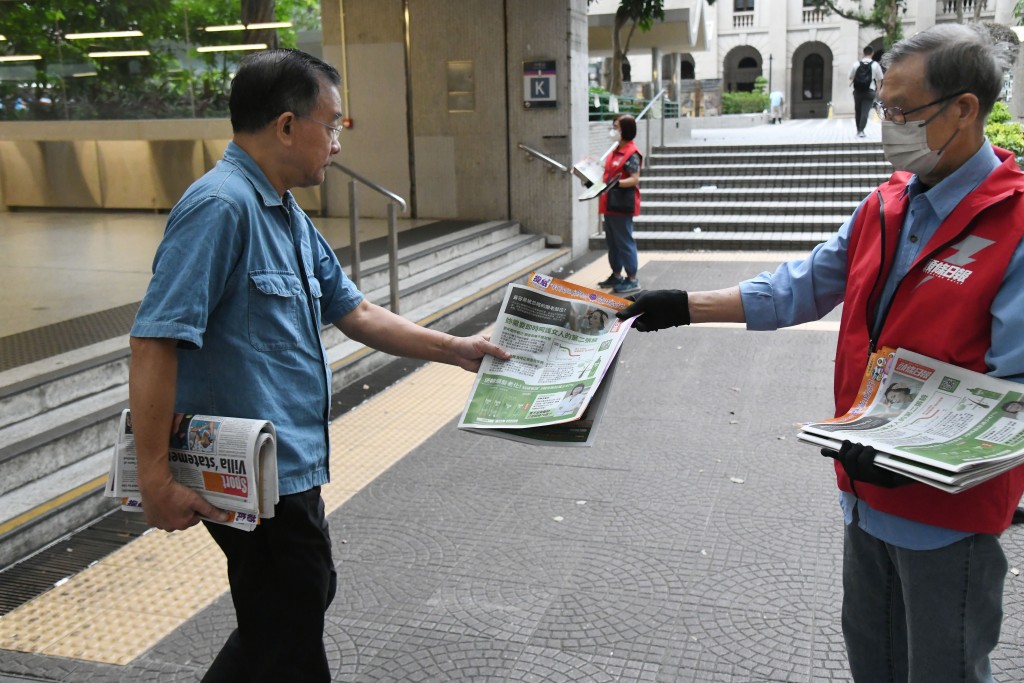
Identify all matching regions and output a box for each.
[985,102,1024,158]
[809,0,905,49]
[0,0,318,120]
[753,76,768,94]
[721,91,769,115]
[986,100,1024,157]
[988,100,1012,125]
[986,122,1024,156]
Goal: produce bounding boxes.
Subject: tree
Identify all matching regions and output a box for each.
[950,0,985,23]
[0,0,316,120]
[589,0,665,95]
[806,1,907,49]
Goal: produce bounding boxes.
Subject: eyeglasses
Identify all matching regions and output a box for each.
[873,89,969,126]
[298,114,342,141]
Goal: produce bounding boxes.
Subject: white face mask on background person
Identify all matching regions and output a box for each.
[609,128,621,141]
[880,120,958,177]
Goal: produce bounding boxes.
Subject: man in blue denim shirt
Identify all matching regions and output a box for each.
[616,25,1024,683]
[129,49,508,683]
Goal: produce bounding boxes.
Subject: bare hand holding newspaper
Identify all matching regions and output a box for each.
[799,348,1024,493]
[105,410,279,531]
[457,272,637,446]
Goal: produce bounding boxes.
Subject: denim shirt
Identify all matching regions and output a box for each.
[132,142,363,496]
[740,142,1024,549]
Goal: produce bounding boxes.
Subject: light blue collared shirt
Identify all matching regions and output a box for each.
[132,142,364,495]
[740,142,1024,549]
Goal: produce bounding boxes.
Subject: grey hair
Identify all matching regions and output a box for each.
[881,23,1012,118]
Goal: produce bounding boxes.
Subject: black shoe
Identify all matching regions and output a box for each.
[1012,507,1024,524]
[597,274,624,288]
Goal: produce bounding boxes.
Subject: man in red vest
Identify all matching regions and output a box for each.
[617,24,1024,682]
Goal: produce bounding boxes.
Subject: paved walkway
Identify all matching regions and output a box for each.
[2,117,1023,681]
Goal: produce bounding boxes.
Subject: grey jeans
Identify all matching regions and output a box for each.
[842,515,1006,683]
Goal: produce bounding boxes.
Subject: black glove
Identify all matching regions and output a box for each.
[615,290,689,332]
[820,441,913,488]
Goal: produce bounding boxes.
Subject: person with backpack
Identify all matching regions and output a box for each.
[850,45,884,137]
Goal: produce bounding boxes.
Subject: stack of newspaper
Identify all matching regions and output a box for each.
[458,272,636,447]
[798,348,1024,493]
[105,410,279,530]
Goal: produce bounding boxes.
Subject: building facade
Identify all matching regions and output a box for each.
[591,0,1017,119]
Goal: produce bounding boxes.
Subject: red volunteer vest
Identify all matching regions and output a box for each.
[599,141,642,216]
[834,147,1024,533]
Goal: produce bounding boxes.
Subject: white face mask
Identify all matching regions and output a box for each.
[609,128,621,141]
[880,118,959,177]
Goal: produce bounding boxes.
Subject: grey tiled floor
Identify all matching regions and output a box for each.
[5,258,1023,682]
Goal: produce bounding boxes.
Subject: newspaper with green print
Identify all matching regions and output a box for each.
[798,348,1024,493]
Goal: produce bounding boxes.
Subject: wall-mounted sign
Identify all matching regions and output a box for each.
[523,60,556,109]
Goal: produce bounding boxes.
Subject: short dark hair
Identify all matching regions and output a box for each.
[882,23,1011,119]
[863,46,875,56]
[616,114,637,142]
[229,48,342,134]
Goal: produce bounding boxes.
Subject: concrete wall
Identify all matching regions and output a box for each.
[0,119,324,212]
[324,0,590,255]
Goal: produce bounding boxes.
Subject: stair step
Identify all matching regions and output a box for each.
[645,162,893,176]
[650,151,885,164]
[640,200,860,216]
[641,187,876,202]
[634,213,849,232]
[354,221,521,292]
[0,385,128,497]
[589,230,834,252]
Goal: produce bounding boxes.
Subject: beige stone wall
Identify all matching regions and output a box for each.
[0,119,321,212]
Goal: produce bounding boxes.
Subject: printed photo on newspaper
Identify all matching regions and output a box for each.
[458,272,637,446]
[105,409,279,530]
[798,348,1024,493]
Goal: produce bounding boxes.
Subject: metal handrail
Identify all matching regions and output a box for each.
[639,88,667,164]
[330,161,407,314]
[636,88,666,121]
[516,143,569,173]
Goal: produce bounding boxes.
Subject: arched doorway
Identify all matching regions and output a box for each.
[723,46,762,92]
[790,41,833,119]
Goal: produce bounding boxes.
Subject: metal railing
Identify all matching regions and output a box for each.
[516,143,569,173]
[638,88,667,164]
[330,161,407,314]
[520,88,669,179]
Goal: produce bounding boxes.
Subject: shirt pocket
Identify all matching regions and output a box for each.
[307,276,323,326]
[248,270,305,351]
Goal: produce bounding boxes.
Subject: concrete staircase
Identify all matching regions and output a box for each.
[0,220,570,568]
[590,142,893,251]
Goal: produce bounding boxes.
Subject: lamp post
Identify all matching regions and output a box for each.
[768,54,773,94]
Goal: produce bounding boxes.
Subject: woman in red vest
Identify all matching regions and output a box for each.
[597,114,642,294]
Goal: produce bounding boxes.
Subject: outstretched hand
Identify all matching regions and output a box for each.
[615,289,690,332]
[447,334,511,372]
[821,441,913,488]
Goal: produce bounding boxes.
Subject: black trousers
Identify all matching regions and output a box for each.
[853,89,875,133]
[201,487,337,683]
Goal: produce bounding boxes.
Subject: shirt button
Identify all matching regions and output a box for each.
[909,235,918,243]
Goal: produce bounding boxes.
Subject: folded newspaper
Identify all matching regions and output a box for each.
[457,272,636,446]
[105,410,279,530]
[798,348,1024,493]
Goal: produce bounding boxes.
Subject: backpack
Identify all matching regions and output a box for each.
[853,61,873,92]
